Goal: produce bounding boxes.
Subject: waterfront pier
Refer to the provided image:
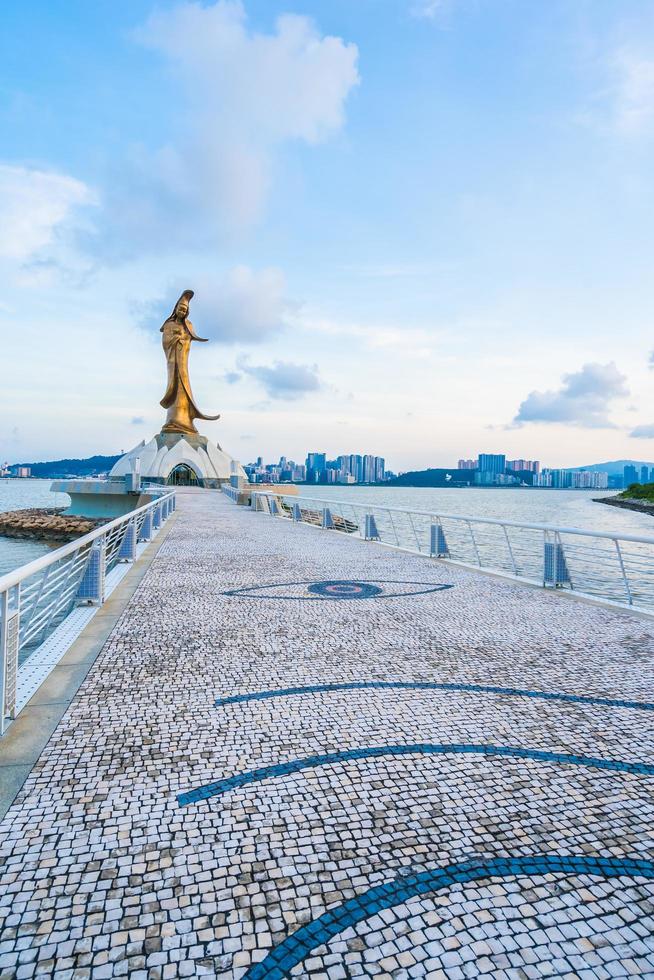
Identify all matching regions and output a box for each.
[1,488,653,978]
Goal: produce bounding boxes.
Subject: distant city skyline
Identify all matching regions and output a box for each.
[239,445,637,489]
[2,1,654,467]
[245,451,392,484]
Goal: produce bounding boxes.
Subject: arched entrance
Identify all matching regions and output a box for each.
[167,464,200,486]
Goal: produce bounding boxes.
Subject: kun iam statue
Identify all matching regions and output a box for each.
[160,289,220,435]
[108,288,245,487]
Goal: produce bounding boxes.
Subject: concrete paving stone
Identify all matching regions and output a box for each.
[0,490,653,978]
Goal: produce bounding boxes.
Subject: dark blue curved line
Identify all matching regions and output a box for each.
[224,579,448,594]
[223,580,454,601]
[178,743,654,806]
[215,680,654,713]
[243,854,654,980]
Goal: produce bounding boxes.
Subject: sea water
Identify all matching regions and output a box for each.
[0,480,71,577]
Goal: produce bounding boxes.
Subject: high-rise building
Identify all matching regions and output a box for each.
[641,465,649,484]
[457,459,476,469]
[362,455,376,483]
[477,454,506,476]
[624,464,638,486]
[650,467,654,483]
[246,450,390,484]
[535,469,608,489]
[572,470,608,489]
[506,459,540,474]
[305,452,327,482]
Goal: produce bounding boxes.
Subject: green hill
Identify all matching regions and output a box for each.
[9,455,121,479]
[388,468,476,487]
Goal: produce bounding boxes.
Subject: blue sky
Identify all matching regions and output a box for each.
[2,0,654,469]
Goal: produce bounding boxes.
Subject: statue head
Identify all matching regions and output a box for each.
[160,287,208,341]
[171,289,194,323]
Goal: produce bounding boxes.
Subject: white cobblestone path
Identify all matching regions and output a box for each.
[1,489,654,979]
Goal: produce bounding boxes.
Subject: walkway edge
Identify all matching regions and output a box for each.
[0,513,178,820]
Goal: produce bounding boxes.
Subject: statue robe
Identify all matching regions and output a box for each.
[160,316,219,434]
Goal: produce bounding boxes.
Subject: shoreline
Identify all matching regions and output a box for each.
[593,495,654,517]
[0,508,105,543]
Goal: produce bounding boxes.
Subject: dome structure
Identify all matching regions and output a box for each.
[110,433,246,488]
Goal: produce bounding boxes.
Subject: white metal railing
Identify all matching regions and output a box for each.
[223,484,242,503]
[0,489,176,733]
[247,490,654,615]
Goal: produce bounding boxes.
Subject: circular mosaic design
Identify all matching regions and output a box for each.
[223,579,454,600]
[306,579,383,599]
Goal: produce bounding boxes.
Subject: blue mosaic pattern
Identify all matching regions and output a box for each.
[306,580,383,599]
[243,854,654,980]
[215,679,654,712]
[222,579,454,600]
[178,742,654,806]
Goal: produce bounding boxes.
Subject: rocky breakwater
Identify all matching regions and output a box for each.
[593,496,654,517]
[0,508,106,543]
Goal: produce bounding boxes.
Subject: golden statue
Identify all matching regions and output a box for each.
[160,290,220,435]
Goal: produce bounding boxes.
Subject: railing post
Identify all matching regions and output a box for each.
[467,521,481,565]
[118,519,137,563]
[544,534,570,588]
[76,538,106,606]
[614,540,633,606]
[140,510,153,542]
[152,503,162,530]
[0,586,20,734]
[269,497,280,516]
[322,507,334,529]
[365,514,380,540]
[292,503,302,522]
[430,522,449,557]
[387,508,400,546]
[502,525,518,576]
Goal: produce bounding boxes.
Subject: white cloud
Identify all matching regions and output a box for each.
[128,1,359,238]
[154,266,292,344]
[609,48,654,133]
[410,0,449,20]
[238,357,321,399]
[0,164,93,263]
[630,424,654,439]
[204,265,291,343]
[298,311,443,356]
[513,362,629,428]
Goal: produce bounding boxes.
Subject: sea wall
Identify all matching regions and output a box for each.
[0,508,104,543]
[594,496,654,517]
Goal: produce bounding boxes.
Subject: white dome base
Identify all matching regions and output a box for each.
[110,432,246,488]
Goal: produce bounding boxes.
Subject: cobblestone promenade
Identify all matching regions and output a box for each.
[1,490,654,979]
